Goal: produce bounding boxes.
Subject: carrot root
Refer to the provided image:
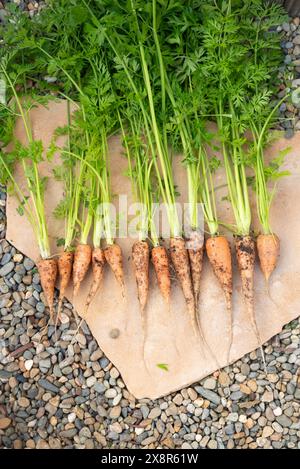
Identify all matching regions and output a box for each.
[257,233,280,284]
[151,245,171,306]
[73,244,92,296]
[57,250,73,312]
[206,235,233,363]
[84,247,105,313]
[186,230,204,307]
[104,243,125,297]
[235,235,266,371]
[132,240,149,312]
[37,258,58,321]
[169,237,197,335]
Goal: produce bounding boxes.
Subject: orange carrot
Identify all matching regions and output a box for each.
[57,250,73,313]
[84,247,106,312]
[206,235,233,362]
[235,235,266,364]
[104,243,125,297]
[206,236,232,313]
[151,245,171,305]
[187,230,204,307]
[37,258,58,320]
[132,240,149,312]
[257,233,280,284]
[73,244,92,296]
[169,237,196,335]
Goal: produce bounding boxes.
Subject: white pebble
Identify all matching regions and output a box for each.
[68,412,76,423]
[86,376,96,387]
[105,388,117,399]
[135,428,144,435]
[112,394,122,406]
[273,407,282,417]
[25,359,33,371]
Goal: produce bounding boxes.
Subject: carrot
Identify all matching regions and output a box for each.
[104,243,125,297]
[235,235,266,368]
[37,258,58,320]
[73,244,92,296]
[151,245,171,305]
[57,250,73,313]
[257,233,280,284]
[187,230,204,307]
[206,235,233,362]
[169,237,197,335]
[132,240,149,312]
[84,247,106,312]
[206,235,232,313]
[131,240,150,374]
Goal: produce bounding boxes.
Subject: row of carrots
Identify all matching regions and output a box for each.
[38,211,279,362]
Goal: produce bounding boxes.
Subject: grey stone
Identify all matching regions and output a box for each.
[0,262,14,276]
[100,357,109,368]
[293,35,300,45]
[36,302,45,313]
[195,387,220,405]
[0,370,12,379]
[276,415,292,427]
[23,258,35,271]
[60,428,77,438]
[94,382,106,394]
[39,359,51,369]
[1,252,11,265]
[282,23,290,32]
[38,379,59,393]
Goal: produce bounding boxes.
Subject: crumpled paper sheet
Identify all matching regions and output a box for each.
[5,100,300,399]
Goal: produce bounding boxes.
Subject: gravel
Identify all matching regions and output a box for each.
[0,5,300,451]
[278,16,300,137]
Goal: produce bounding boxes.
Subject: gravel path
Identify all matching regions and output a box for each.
[0,5,300,450]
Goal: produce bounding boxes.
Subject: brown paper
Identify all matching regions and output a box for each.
[5,100,300,399]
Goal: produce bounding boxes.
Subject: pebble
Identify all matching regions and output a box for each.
[105,388,117,399]
[207,439,217,449]
[272,422,283,433]
[240,363,250,376]
[86,376,96,387]
[38,379,59,393]
[110,406,121,419]
[203,377,216,390]
[273,407,282,417]
[262,426,274,438]
[195,387,220,405]
[18,397,30,407]
[173,394,183,406]
[0,418,11,429]
[262,390,273,402]
[67,413,76,423]
[218,371,230,386]
[0,261,14,276]
[276,415,292,427]
[148,407,161,419]
[24,359,33,371]
[23,258,35,270]
[94,382,106,394]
